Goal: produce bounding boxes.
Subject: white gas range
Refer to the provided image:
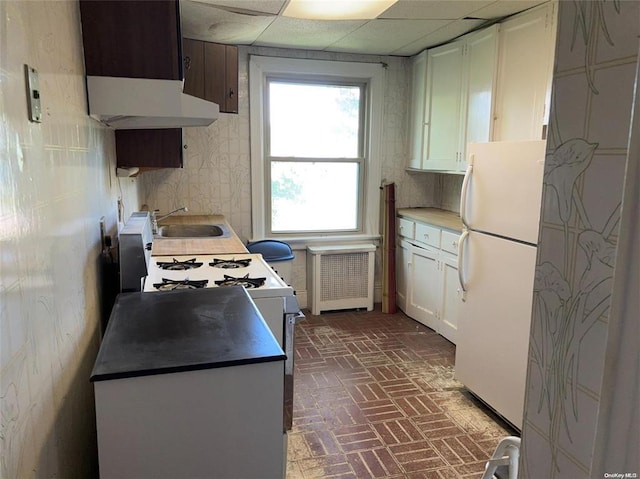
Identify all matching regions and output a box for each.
[143,252,303,433]
[144,253,292,296]
[143,253,294,346]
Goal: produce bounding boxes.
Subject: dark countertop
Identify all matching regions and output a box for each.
[91,287,285,382]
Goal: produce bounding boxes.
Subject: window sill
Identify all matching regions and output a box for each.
[248,234,381,251]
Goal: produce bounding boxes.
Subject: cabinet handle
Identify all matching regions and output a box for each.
[229,88,235,98]
[184,56,191,71]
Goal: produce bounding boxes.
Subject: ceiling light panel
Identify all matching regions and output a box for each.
[283,0,398,20]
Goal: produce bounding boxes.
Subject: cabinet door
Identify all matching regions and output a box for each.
[461,25,499,170]
[79,0,181,80]
[424,41,464,171]
[396,240,411,312]
[408,51,427,169]
[407,244,440,331]
[183,38,205,98]
[439,254,460,344]
[204,43,239,113]
[224,45,239,113]
[115,129,183,168]
[493,3,557,141]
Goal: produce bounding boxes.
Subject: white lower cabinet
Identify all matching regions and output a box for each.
[439,253,460,344]
[95,362,285,479]
[396,241,410,311]
[406,242,440,330]
[397,218,460,344]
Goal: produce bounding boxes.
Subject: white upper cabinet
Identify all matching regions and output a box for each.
[423,40,465,172]
[410,25,498,172]
[493,2,557,141]
[407,3,557,171]
[463,25,500,150]
[408,51,427,170]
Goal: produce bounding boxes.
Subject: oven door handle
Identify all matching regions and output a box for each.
[288,311,305,324]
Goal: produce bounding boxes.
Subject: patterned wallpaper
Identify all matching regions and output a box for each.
[141,47,437,243]
[0,1,140,477]
[140,46,438,297]
[0,3,458,476]
[520,1,638,477]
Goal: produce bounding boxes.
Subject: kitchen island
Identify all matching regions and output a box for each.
[91,286,286,479]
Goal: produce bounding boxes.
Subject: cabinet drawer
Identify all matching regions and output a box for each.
[441,230,461,255]
[415,223,440,248]
[398,218,415,239]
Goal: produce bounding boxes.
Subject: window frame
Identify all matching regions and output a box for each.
[266,77,367,234]
[249,55,384,242]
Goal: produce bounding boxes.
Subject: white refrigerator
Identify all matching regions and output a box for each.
[455,140,546,429]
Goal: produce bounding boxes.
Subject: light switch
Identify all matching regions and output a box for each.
[24,64,42,123]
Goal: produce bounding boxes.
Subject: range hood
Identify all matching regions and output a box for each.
[86,76,219,129]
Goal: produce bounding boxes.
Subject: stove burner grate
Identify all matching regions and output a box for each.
[209,258,252,269]
[156,258,203,271]
[153,278,209,291]
[214,274,266,289]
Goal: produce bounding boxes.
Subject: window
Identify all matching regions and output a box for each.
[250,56,384,240]
[268,80,365,233]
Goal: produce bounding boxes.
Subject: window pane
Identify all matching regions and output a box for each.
[271,162,359,232]
[269,82,361,158]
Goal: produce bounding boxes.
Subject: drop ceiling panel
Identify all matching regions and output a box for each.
[379,0,495,19]
[255,17,367,50]
[188,0,286,15]
[391,18,486,55]
[329,19,451,55]
[182,2,276,44]
[469,0,547,19]
[181,0,550,56]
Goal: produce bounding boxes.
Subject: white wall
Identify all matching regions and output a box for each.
[0,2,140,477]
[520,1,639,477]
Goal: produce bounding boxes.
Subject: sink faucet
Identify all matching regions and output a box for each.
[151,206,188,234]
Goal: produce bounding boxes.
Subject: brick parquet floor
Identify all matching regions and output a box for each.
[287,307,517,479]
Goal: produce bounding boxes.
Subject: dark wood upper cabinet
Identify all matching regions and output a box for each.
[115,129,183,169]
[79,0,182,80]
[80,0,185,169]
[183,39,238,114]
[182,38,205,98]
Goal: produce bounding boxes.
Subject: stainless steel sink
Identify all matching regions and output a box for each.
[157,224,230,238]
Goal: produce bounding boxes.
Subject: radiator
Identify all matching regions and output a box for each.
[307,244,376,315]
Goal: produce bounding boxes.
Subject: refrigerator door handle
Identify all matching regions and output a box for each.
[457,229,469,301]
[460,162,473,228]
